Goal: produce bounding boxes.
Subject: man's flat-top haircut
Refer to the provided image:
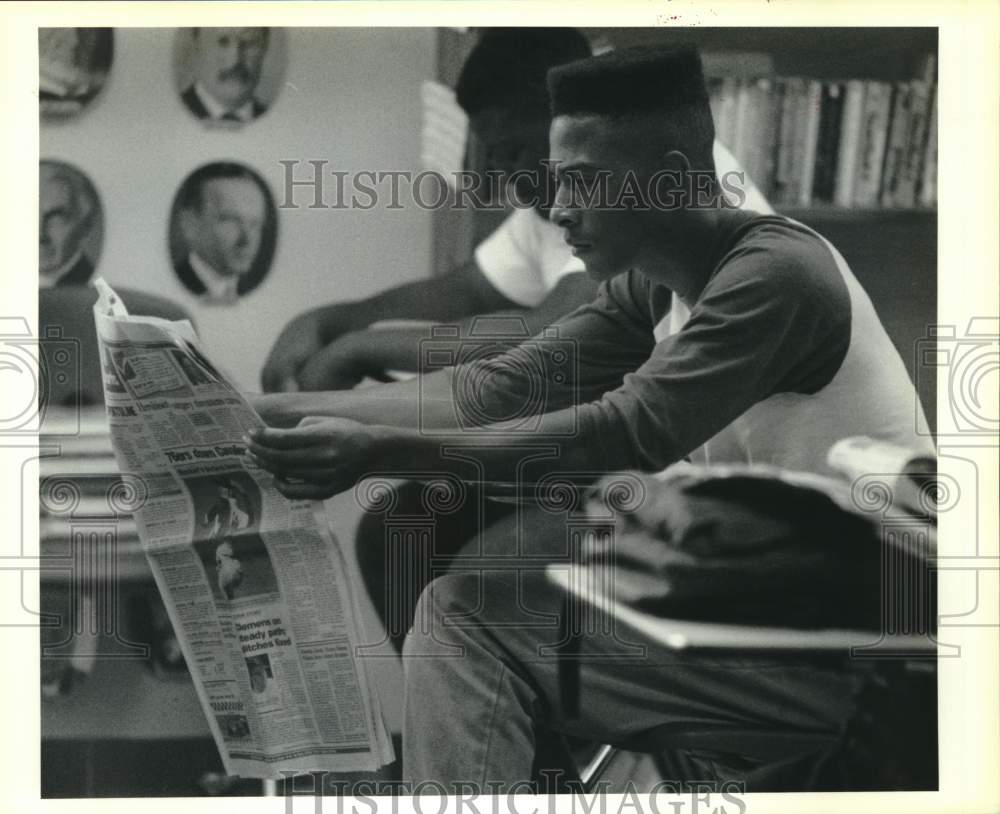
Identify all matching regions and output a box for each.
[547,46,709,116]
[547,46,717,172]
[455,28,591,116]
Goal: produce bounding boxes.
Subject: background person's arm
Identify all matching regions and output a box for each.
[260,258,516,391]
[252,371,457,430]
[293,271,600,390]
[252,271,653,432]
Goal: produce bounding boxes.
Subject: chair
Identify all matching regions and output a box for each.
[571,651,937,793]
[39,285,193,411]
[547,472,940,794]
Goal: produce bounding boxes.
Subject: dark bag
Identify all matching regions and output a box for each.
[583,469,927,631]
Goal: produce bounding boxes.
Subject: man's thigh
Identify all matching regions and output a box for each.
[431,504,865,745]
[355,479,518,646]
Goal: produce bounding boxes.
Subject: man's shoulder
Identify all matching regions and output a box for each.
[717,214,845,297]
[180,84,210,119]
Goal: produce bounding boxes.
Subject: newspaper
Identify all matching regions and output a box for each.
[91,279,394,779]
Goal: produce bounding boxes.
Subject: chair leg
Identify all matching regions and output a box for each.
[579,744,616,790]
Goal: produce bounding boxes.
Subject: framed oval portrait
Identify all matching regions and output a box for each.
[168,162,278,304]
[39,160,104,287]
[173,27,287,128]
[39,28,114,121]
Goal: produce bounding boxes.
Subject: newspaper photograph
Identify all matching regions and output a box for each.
[91,278,394,779]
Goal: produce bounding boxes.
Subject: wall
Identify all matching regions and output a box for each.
[41,27,435,390]
[41,26,435,736]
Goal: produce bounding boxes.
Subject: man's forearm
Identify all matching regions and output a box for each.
[373,405,601,483]
[312,264,496,345]
[253,370,460,429]
[352,312,535,374]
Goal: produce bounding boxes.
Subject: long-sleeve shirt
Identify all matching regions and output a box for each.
[454,209,932,478]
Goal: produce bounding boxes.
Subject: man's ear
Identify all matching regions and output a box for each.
[662,150,692,177]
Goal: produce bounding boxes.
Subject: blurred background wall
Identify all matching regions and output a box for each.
[41,27,435,391]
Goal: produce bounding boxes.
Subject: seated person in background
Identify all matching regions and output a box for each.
[260,28,771,393]
[247,46,933,790]
[261,28,594,392]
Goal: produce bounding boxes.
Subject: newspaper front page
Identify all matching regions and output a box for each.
[91,279,394,779]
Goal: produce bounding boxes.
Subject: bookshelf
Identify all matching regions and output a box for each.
[432,28,938,430]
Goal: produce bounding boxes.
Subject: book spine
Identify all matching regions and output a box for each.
[732,78,753,171]
[918,90,938,208]
[812,82,845,203]
[893,79,932,208]
[797,79,823,206]
[773,77,802,206]
[707,76,727,142]
[853,81,893,208]
[742,78,773,196]
[755,77,780,197]
[834,80,867,207]
[715,77,739,153]
[880,82,913,207]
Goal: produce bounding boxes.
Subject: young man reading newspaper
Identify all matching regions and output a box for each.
[247,48,932,789]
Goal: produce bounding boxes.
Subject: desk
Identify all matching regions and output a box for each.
[546,566,938,655]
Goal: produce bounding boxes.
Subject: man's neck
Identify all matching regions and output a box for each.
[636,208,743,307]
[193,82,254,121]
[188,251,239,300]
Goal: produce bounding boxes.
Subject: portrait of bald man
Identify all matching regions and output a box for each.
[175,27,284,126]
[170,162,277,303]
[39,160,103,288]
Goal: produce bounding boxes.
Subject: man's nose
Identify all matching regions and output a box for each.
[549,202,579,229]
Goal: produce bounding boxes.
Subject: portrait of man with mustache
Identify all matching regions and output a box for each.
[179,27,271,125]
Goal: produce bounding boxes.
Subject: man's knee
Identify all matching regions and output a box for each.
[403,572,486,658]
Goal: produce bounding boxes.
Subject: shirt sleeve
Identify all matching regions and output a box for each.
[578,234,851,472]
[473,208,548,307]
[449,271,657,424]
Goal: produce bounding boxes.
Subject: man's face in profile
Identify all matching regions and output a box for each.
[185,177,266,277]
[39,168,89,276]
[192,27,268,111]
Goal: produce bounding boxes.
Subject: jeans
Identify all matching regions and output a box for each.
[355,481,864,792]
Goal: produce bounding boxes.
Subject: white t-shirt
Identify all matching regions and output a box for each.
[474,206,584,307]
[474,140,774,308]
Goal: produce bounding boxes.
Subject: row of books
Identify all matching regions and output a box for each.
[708,59,937,210]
